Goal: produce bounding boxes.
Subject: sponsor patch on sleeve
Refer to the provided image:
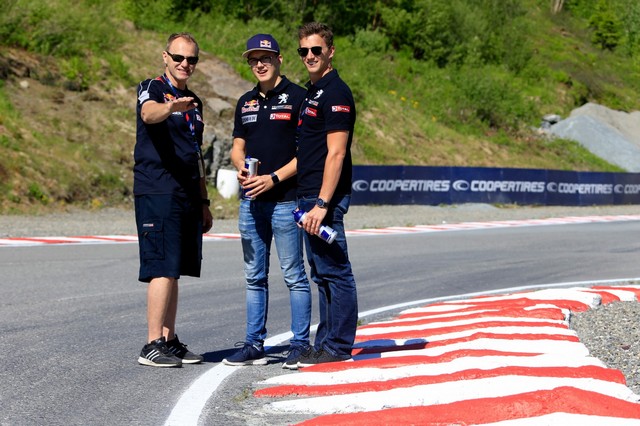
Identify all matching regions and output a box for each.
[331,105,351,113]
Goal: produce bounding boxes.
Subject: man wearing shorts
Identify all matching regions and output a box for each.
[134,32,213,368]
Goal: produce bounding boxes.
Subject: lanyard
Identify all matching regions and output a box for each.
[161,74,205,177]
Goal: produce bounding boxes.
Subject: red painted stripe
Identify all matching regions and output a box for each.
[255,365,624,398]
[358,307,566,330]
[5,237,79,244]
[355,321,571,343]
[300,349,539,373]
[296,386,640,425]
[592,285,640,298]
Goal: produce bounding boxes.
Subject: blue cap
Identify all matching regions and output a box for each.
[243,34,280,58]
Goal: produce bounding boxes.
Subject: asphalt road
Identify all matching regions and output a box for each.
[2,220,640,425]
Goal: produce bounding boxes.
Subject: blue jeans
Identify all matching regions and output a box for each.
[239,199,311,347]
[298,195,358,358]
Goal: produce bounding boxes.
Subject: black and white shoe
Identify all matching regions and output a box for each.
[166,334,203,364]
[282,345,312,370]
[138,337,182,368]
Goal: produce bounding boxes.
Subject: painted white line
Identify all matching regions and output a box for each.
[164,277,640,425]
[260,353,606,386]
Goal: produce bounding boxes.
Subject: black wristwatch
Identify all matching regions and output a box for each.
[201,198,211,206]
[316,198,327,209]
[270,172,280,185]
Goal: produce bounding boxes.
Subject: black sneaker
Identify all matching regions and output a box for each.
[138,337,182,368]
[282,345,312,370]
[222,342,267,366]
[296,348,349,368]
[166,334,203,364]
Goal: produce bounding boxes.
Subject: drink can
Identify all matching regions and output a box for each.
[245,157,259,177]
[292,209,337,244]
[243,157,259,200]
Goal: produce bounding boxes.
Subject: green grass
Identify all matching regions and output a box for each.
[0,0,639,214]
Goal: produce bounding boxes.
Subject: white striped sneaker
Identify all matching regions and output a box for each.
[137,337,182,367]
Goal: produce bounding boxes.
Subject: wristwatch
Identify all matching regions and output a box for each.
[270,172,280,185]
[316,198,327,209]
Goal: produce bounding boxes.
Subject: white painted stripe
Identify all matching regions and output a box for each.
[266,377,639,414]
[370,337,588,358]
[357,326,577,343]
[260,353,606,386]
[356,317,568,336]
[363,305,569,325]
[355,334,589,359]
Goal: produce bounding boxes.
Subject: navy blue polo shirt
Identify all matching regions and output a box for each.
[134,76,204,200]
[233,76,306,202]
[296,70,356,197]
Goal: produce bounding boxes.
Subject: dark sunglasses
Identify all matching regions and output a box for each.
[165,51,199,65]
[297,46,323,57]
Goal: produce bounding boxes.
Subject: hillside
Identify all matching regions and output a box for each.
[1,0,640,215]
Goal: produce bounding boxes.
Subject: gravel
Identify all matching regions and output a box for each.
[2,202,639,395]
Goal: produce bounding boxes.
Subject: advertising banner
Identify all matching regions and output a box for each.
[350,166,640,206]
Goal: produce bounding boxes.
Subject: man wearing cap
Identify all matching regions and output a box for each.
[222,34,311,369]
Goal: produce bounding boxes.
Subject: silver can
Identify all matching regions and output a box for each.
[243,157,259,200]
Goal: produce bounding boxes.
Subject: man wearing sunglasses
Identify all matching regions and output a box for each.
[294,22,359,368]
[223,34,311,369]
[134,32,212,367]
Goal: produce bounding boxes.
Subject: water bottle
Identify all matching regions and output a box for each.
[292,209,337,244]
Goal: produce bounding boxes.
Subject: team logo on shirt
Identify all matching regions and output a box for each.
[271,104,293,110]
[314,90,324,99]
[331,105,351,113]
[242,100,260,113]
[307,99,319,106]
[278,93,289,104]
[270,112,291,120]
[304,107,317,117]
[242,114,258,124]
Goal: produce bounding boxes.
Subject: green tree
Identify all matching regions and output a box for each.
[589,0,623,50]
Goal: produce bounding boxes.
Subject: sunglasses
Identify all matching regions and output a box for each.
[297,46,323,57]
[247,55,275,67]
[165,51,199,65]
